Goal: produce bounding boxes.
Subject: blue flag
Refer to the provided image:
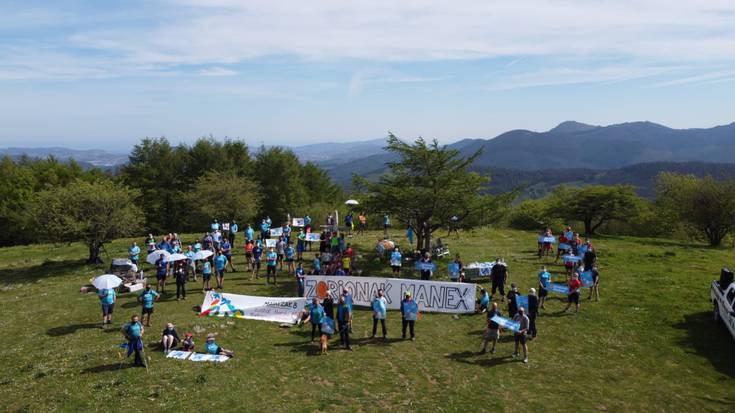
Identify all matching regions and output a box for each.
[515,295,529,312]
[546,283,569,294]
[448,263,460,279]
[490,315,520,332]
[580,271,594,287]
[403,301,419,321]
[415,261,436,272]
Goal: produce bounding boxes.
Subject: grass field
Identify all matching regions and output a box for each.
[1,228,734,412]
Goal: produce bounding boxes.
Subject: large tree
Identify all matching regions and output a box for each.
[354,134,511,251]
[184,170,262,227]
[35,180,143,263]
[548,185,640,235]
[253,147,307,221]
[655,172,735,246]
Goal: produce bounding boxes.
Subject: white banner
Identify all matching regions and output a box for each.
[304,275,476,314]
[199,291,306,324]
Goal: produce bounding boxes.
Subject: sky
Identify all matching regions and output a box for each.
[1,0,734,151]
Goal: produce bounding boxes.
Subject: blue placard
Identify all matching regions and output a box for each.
[515,295,529,312]
[403,301,419,321]
[563,255,582,263]
[320,317,335,335]
[580,271,594,287]
[448,263,460,279]
[558,242,570,250]
[542,236,556,243]
[415,261,436,272]
[546,283,569,294]
[490,315,520,332]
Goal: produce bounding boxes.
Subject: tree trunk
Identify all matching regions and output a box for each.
[422,222,432,253]
[87,242,104,264]
[584,219,593,235]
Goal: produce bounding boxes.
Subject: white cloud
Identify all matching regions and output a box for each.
[198,67,238,77]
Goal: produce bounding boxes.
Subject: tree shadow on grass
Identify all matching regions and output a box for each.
[445,350,515,368]
[672,311,735,378]
[47,323,101,337]
[0,259,87,284]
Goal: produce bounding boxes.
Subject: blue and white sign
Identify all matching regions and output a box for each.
[490,315,520,332]
[415,261,436,272]
[580,271,595,287]
[546,283,569,294]
[269,227,283,237]
[558,243,571,250]
[403,300,419,321]
[321,317,335,335]
[563,255,582,263]
[448,263,460,279]
[515,295,529,312]
[305,233,321,242]
[542,236,556,243]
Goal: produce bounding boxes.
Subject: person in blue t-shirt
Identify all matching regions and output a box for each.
[400,291,418,340]
[260,220,270,239]
[230,221,238,244]
[121,315,146,367]
[128,242,141,265]
[98,287,116,326]
[304,298,324,342]
[202,258,213,291]
[284,243,296,274]
[538,266,551,309]
[138,284,160,326]
[371,289,388,339]
[476,287,490,313]
[155,255,168,293]
[252,243,263,280]
[337,296,353,350]
[185,245,197,282]
[214,250,227,289]
[383,214,391,235]
[390,247,402,276]
[295,264,306,296]
[265,247,278,285]
[205,333,234,357]
[245,224,255,242]
[221,240,236,272]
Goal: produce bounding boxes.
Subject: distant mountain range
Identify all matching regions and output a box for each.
[4,120,735,198]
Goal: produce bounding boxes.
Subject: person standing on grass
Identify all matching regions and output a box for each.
[129,242,140,266]
[480,302,502,354]
[285,243,296,274]
[252,242,263,280]
[276,236,286,271]
[221,238,236,272]
[419,252,433,281]
[512,307,530,363]
[528,288,539,339]
[214,249,227,290]
[383,214,391,235]
[312,253,322,275]
[406,224,414,248]
[245,224,255,243]
[202,257,213,291]
[371,289,388,339]
[337,296,353,350]
[260,219,270,240]
[155,255,168,293]
[345,212,354,236]
[175,261,187,300]
[295,263,306,296]
[564,272,582,313]
[322,290,335,320]
[244,240,254,270]
[490,258,507,299]
[583,242,597,270]
[358,212,367,235]
[588,265,600,301]
[506,283,520,318]
[296,230,306,261]
[185,245,197,282]
[538,266,550,309]
[138,284,160,327]
[304,297,324,342]
[230,220,238,245]
[400,291,418,340]
[121,315,146,367]
[98,287,116,326]
[266,247,278,285]
[390,246,402,277]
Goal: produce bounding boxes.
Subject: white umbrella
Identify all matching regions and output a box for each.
[93,274,122,290]
[146,250,170,265]
[193,250,214,260]
[345,199,359,206]
[167,253,188,262]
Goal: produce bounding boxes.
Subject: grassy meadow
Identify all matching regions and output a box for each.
[0,228,734,412]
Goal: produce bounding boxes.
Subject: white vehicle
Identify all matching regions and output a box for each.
[710,269,735,340]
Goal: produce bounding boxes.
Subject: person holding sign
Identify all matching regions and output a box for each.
[121,315,146,367]
[564,272,582,313]
[400,291,418,340]
[371,289,388,339]
[538,266,551,309]
[512,307,530,363]
[337,296,353,350]
[506,283,520,318]
[390,246,402,277]
[587,265,600,301]
[480,302,502,354]
[419,252,433,281]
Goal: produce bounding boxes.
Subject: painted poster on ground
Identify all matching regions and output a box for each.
[189,353,230,362]
[490,315,520,332]
[304,275,476,314]
[199,291,306,324]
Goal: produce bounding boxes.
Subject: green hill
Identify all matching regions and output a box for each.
[1,229,733,411]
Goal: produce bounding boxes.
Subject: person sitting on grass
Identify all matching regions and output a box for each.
[182,332,195,351]
[121,315,146,367]
[138,284,160,327]
[476,287,490,314]
[161,322,180,354]
[205,334,234,357]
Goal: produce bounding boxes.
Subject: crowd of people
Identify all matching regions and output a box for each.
[96,216,600,366]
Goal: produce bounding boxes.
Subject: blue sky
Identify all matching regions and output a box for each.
[1,0,734,151]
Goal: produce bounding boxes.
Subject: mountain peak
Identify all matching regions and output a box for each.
[549,121,599,134]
